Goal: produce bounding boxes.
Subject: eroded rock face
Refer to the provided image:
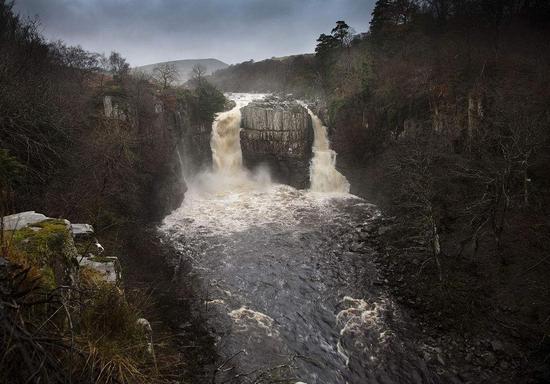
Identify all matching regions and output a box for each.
[240,97,313,188]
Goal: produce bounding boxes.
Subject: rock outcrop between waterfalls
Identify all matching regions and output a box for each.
[240,96,313,188]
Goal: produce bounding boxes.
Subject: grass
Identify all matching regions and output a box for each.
[1,223,175,384]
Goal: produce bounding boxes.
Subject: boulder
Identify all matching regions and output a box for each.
[7,217,79,287]
[2,211,49,231]
[103,95,126,120]
[71,223,94,238]
[79,256,122,284]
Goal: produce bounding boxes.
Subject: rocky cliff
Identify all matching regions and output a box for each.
[240,97,313,188]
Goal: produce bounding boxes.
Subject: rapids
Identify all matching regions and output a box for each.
[161,94,440,383]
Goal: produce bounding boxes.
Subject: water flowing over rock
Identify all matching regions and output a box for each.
[306,107,350,193]
[240,96,313,188]
[211,98,247,174]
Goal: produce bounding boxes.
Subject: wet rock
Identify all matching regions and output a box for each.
[349,242,364,253]
[224,99,236,111]
[358,231,372,241]
[240,97,313,188]
[178,321,193,331]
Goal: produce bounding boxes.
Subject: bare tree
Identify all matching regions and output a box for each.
[153,63,179,89]
[190,63,207,85]
[387,135,446,281]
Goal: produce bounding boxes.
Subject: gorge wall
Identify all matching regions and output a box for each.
[100,89,218,222]
[240,97,313,188]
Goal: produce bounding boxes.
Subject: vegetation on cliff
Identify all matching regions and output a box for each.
[1,216,159,383]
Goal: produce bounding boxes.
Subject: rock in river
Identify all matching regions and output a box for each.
[240,96,313,188]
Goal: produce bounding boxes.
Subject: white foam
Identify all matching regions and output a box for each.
[336,296,394,364]
[229,306,279,337]
[162,184,357,236]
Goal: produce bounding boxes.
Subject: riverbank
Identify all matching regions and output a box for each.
[342,164,550,384]
[112,226,219,382]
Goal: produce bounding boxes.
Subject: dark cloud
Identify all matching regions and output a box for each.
[13,0,375,66]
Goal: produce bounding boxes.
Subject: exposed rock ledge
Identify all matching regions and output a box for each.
[240,96,313,188]
[2,211,120,284]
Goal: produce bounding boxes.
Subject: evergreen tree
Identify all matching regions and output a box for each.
[370,0,416,36]
[331,20,351,46]
[315,33,338,58]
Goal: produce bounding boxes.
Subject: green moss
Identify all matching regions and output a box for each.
[11,219,79,285]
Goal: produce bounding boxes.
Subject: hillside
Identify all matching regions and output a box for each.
[135,58,228,84]
[208,54,317,95]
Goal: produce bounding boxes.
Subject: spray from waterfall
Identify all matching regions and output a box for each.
[305,108,350,193]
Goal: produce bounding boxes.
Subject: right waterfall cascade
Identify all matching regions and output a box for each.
[305,108,350,193]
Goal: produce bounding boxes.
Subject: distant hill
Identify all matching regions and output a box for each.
[207,54,318,95]
[135,58,228,84]
[268,53,315,61]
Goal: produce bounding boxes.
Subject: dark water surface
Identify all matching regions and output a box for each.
[161,185,440,383]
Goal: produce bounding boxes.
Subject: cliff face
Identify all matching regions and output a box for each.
[240,98,313,188]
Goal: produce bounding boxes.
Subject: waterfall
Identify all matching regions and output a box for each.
[194,94,348,194]
[306,109,350,193]
[210,100,246,175]
[188,93,269,194]
[175,147,188,184]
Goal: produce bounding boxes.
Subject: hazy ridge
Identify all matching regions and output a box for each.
[135,58,228,83]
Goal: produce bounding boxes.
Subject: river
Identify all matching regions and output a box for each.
[161,94,440,383]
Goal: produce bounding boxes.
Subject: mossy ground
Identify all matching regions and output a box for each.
[4,219,75,290]
[1,220,171,384]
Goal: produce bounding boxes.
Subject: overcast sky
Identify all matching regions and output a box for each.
[13,0,375,66]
